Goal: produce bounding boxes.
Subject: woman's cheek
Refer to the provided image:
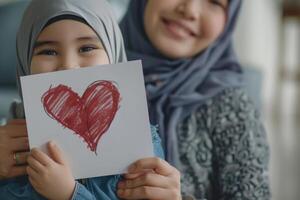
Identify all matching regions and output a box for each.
[202,19,225,43]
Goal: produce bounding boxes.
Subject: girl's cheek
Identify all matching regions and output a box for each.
[30,58,58,74]
[83,51,110,66]
[98,53,110,65]
[76,48,109,67]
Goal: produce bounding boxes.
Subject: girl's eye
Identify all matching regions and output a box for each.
[36,49,58,56]
[79,46,98,53]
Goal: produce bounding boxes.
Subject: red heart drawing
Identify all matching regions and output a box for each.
[41,80,120,154]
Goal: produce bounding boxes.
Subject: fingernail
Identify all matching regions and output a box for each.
[49,141,55,147]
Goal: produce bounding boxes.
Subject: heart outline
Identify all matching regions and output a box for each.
[41,80,121,154]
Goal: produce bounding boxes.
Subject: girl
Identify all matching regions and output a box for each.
[119,0,271,199]
[0,0,181,199]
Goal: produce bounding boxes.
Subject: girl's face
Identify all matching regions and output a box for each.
[31,20,109,74]
[144,0,228,59]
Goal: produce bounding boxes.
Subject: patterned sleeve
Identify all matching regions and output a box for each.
[211,89,271,199]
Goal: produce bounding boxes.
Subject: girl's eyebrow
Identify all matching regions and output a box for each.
[34,40,59,48]
[77,36,100,42]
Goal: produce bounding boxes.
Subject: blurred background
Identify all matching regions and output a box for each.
[0,0,299,199]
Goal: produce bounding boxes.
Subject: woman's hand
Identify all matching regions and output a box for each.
[27,141,75,200]
[0,119,29,179]
[117,157,182,200]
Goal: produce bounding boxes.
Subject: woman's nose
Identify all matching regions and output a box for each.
[177,0,201,21]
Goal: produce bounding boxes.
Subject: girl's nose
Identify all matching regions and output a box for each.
[59,65,80,71]
[58,55,80,71]
[177,0,201,21]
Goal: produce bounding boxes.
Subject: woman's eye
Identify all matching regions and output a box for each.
[210,0,225,8]
[36,49,58,56]
[79,46,97,53]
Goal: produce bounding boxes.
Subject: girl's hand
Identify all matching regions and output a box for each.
[27,141,75,200]
[117,157,182,200]
[0,119,29,179]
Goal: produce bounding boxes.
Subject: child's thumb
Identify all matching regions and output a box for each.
[48,141,65,165]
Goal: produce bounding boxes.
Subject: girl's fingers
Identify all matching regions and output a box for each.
[26,166,39,180]
[119,173,170,189]
[28,176,39,190]
[128,157,175,176]
[27,155,45,173]
[124,169,154,179]
[123,173,143,179]
[47,141,66,165]
[117,186,177,200]
[11,137,29,152]
[30,148,54,166]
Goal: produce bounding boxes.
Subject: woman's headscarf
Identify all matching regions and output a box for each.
[12,0,127,118]
[120,0,244,167]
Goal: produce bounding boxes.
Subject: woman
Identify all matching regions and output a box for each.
[119,0,271,199]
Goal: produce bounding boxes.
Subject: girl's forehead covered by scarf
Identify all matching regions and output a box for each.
[120,0,244,166]
[17,0,127,77]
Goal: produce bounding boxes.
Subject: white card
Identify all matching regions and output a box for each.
[20,60,154,179]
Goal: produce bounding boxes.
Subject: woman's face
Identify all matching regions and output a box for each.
[144,0,228,59]
[31,19,109,74]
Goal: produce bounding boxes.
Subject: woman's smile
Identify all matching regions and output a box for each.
[161,17,198,40]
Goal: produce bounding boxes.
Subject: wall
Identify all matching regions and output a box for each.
[233,0,281,112]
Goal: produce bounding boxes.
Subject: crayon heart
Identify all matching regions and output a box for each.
[42,80,120,153]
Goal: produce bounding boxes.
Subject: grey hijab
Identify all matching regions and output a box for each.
[12,0,127,118]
